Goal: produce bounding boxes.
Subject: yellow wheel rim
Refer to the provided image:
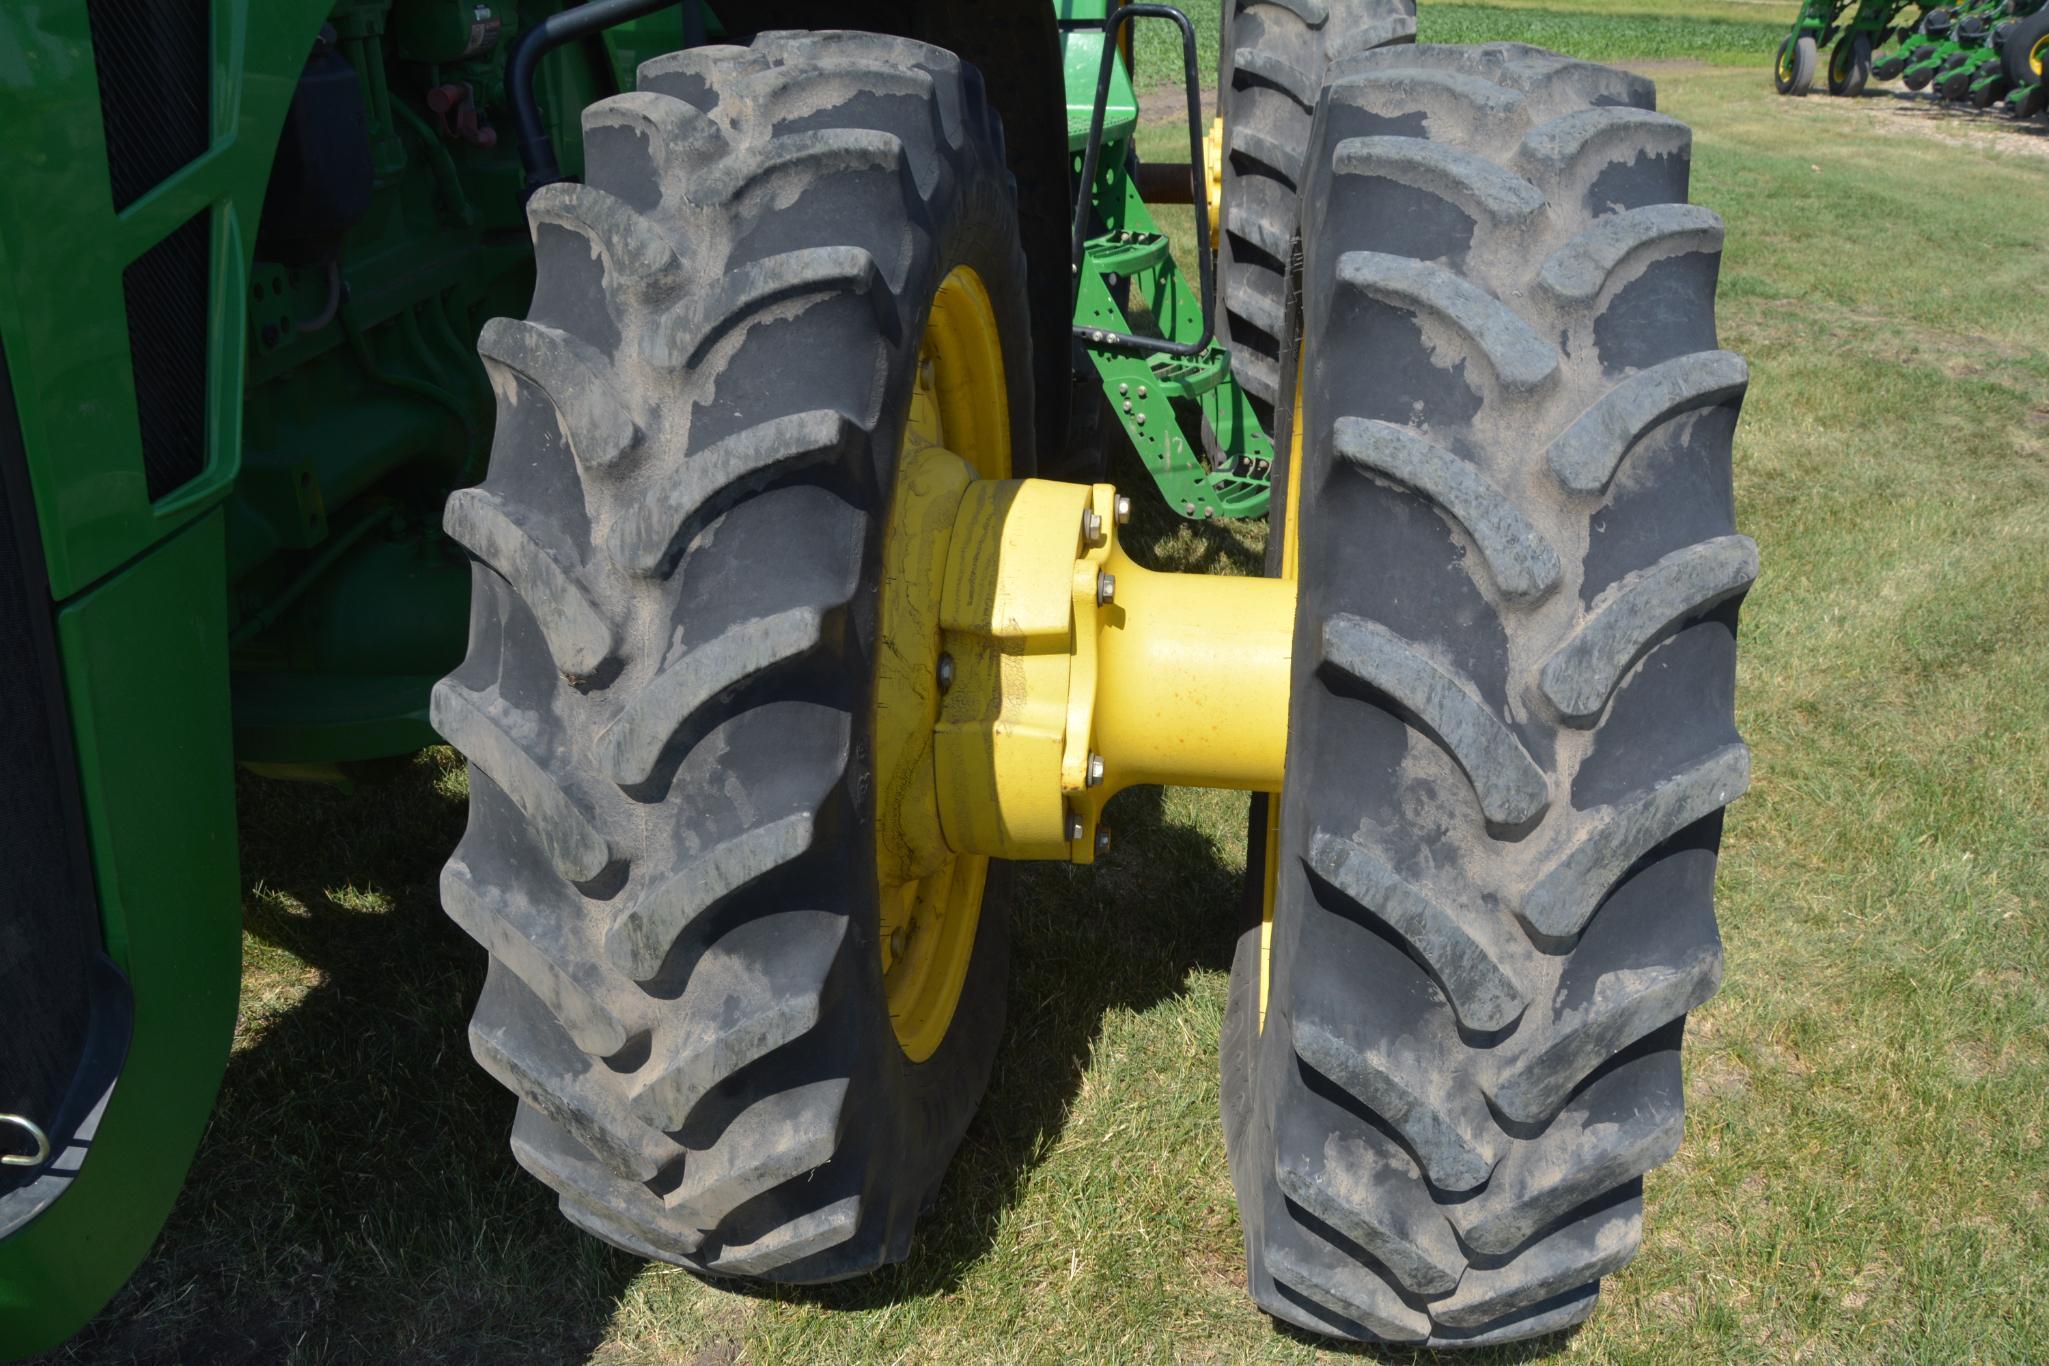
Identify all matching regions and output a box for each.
[1257,352,1307,1032]
[2031,35,2047,78]
[873,265,1011,1062]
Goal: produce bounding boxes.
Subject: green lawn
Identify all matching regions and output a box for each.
[44,48,2049,1366]
[1132,0,1789,78]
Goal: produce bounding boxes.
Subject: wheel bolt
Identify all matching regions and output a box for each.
[1096,571,1116,606]
[937,653,955,691]
[1087,753,1105,787]
[1068,813,1085,841]
[1115,494,1132,525]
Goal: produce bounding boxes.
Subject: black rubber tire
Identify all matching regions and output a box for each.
[1776,33,1820,93]
[1218,0,1417,412]
[1969,70,2009,106]
[1871,50,1906,80]
[1902,56,1938,89]
[1938,53,1977,99]
[433,32,1032,1282]
[1222,43,1752,1346]
[2001,4,2049,90]
[1830,32,1873,95]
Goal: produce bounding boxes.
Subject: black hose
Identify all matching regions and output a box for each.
[508,0,700,191]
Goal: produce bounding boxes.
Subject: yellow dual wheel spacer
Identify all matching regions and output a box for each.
[873,266,1010,1063]
[874,268,1300,1060]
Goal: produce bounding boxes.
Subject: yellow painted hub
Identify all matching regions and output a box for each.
[873,266,1011,1063]
[874,270,1302,1059]
[930,478,1294,863]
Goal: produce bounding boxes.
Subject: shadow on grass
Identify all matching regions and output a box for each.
[1273,1319,1580,1363]
[47,759,644,1365]
[48,483,1272,1359]
[1868,86,2049,141]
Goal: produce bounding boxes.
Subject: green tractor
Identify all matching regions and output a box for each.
[0,0,1754,1352]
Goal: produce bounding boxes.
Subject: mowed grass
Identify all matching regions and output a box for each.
[1129,0,1784,81]
[44,56,2049,1366]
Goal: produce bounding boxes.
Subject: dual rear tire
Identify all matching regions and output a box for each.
[1223,41,1749,1344]
[434,32,1028,1282]
[437,26,1748,1349]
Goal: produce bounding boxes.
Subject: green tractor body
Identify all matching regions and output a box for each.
[0,4,706,1347]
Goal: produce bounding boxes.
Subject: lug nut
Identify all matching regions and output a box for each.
[1087,753,1105,787]
[889,927,907,958]
[1137,384,1148,399]
[1082,508,1104,546]
[1115,494,1132,525]
[936,653,955,691]
[1135,412,1146,426]
[1095,827,1113,858]
[1068,813,1085,841]
[1096,571,1116,606]
[1118,382,1128,396]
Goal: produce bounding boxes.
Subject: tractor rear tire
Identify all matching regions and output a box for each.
[1223,43,1751,1345]
[1776,34,1819,94]
[1218,0,1417,411]
[1830,33,1873,95]
[434,33,1029,1282]
[2002,4,2049,90]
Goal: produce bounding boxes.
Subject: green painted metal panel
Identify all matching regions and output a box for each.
[0,510,240,1358]
[0,0,337,601]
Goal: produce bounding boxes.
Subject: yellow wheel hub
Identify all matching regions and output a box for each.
[873,269,1301,1060]
[874,266,1011,1062]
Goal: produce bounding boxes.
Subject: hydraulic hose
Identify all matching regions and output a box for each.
[508,0,696,190]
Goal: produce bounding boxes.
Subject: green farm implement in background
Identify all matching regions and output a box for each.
[1776,0,1929,94]
[1774,0,2048,116]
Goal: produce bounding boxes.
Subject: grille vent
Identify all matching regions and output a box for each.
[122,213,212,501]
[87,0,212,212]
